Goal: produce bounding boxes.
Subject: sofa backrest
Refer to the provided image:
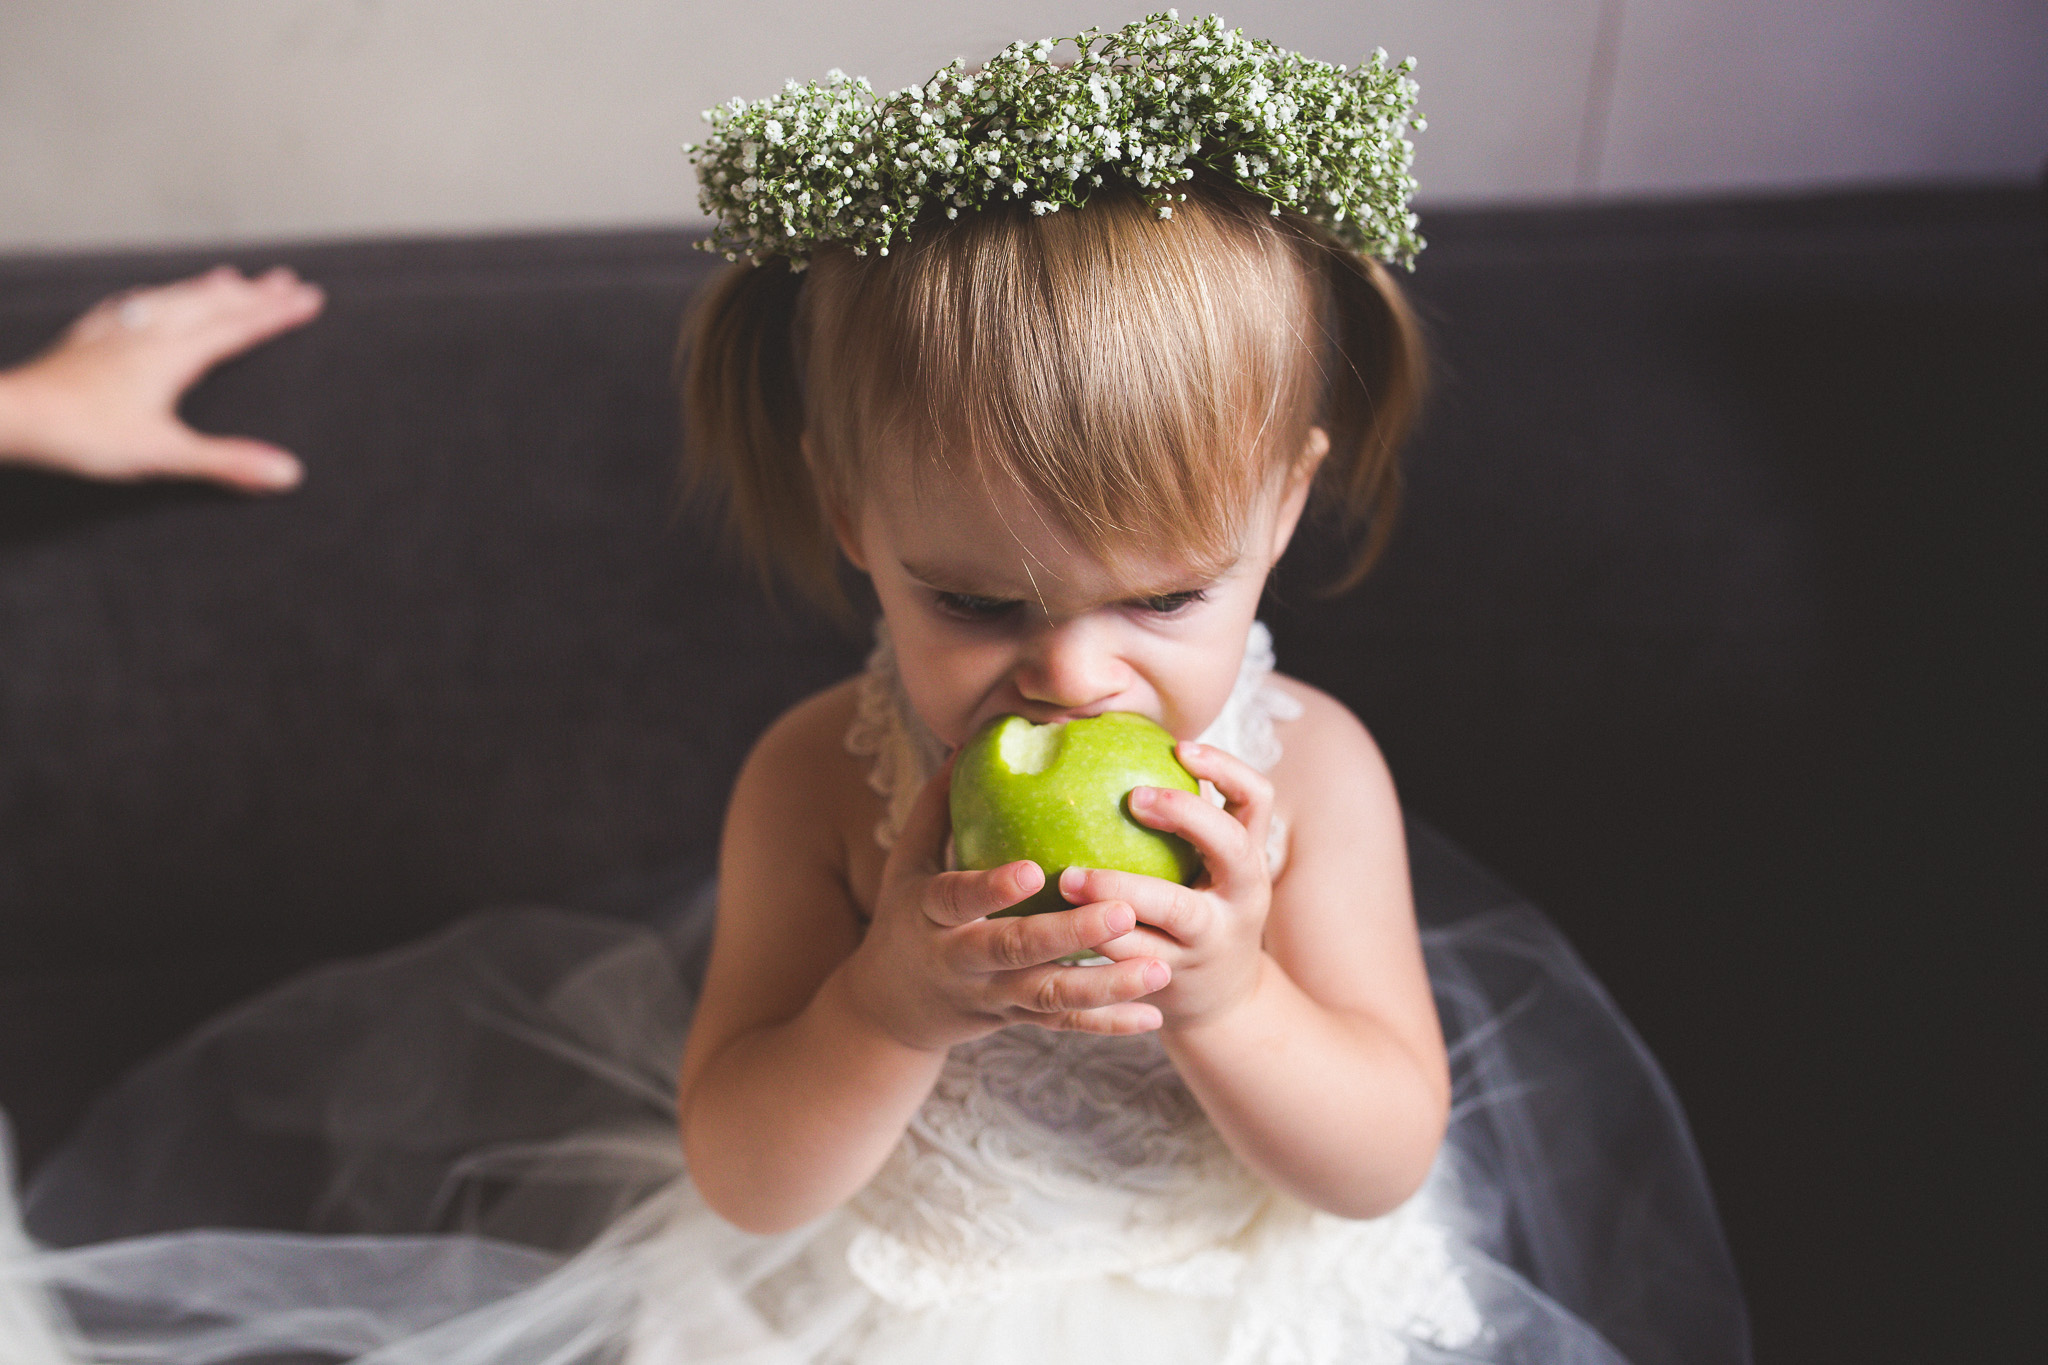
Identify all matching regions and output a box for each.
[0,233,859,980]
[2,185,2038,1033]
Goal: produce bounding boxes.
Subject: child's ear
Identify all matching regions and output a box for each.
[804,434,870,572]
[1267,426,1329,562]
[831,507,869,573]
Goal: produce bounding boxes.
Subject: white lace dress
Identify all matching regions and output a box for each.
[0,625,1749,1365]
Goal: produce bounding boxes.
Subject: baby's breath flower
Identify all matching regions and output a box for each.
[685,11,1424,267]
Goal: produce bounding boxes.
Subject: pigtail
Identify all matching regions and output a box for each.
[679,258,845,616]
[1311,243,1427,592]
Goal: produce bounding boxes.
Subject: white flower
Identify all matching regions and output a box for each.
[686,12,1423,267]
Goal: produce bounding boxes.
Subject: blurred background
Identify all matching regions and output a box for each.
[3,0,2044,249]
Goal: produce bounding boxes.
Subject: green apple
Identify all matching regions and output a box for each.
[950,711,1202,918]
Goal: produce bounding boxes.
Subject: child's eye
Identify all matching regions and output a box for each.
[1137,589,1207,616]
[933,591,1020,621]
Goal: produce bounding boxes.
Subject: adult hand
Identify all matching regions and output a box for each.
[0,265,324,492]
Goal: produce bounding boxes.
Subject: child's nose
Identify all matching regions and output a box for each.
[1018,619,1127,713]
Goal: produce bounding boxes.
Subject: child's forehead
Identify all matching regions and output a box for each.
[863,462,1247,595]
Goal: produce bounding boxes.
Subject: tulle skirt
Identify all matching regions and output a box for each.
[0,825,1749,1365]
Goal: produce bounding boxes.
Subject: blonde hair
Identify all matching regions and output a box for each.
[682,180,1422,616]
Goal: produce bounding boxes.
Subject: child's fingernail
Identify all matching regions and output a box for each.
[1107,903,1136,934]
[1059,866,1087,897]
[1142,962,1170,991]
[1129,788,1154,809]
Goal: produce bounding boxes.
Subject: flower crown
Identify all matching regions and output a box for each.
[686,10,1424,269]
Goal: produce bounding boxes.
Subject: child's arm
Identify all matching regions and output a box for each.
[677,686,1167,1235]
[1070,681,1450,1219]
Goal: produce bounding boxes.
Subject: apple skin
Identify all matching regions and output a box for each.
[950,711,1202,918]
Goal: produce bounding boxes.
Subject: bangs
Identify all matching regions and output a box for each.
[796,187,1329,582]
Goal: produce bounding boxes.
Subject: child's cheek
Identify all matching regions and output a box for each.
[893,654,983,752]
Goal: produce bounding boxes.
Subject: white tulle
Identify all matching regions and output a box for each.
[0,622,1749,1364]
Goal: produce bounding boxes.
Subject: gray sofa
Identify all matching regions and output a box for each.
[2,185,2038,1362]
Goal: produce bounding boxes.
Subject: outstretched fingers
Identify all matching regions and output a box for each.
[24,265,324,493]
[179,267,326,375]
[155,433,304,492]
[77,267,324,386]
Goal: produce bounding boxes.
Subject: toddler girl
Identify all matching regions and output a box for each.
[1,15,1747,1364]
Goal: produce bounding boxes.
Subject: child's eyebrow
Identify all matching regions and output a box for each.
[900,560,1029,597]
[901,556,1239,601]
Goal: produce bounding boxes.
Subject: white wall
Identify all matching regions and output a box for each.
[2,1,2042,252]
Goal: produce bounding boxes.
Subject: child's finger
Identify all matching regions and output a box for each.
[919,861,1043,928]
[1040,1002,1164,1036]
[999,955,1169,1017]
[950,898,1136,972]
[1125,784,1261,893]
[1061,866,1212,946]
[1173,741,1274,856]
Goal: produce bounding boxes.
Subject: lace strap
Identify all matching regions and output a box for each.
[1194,622,1302,772]
[843,627,949,851]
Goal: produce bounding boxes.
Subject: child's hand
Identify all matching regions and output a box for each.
[1064,740,1273,1030]
[839,756,1173,1052]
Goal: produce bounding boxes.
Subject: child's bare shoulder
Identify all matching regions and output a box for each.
[726,678,889,912]
[1260,672,1402,840]
[735,678,880,823]
[1263,674,1392,785]
[1258,678,1413,990]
